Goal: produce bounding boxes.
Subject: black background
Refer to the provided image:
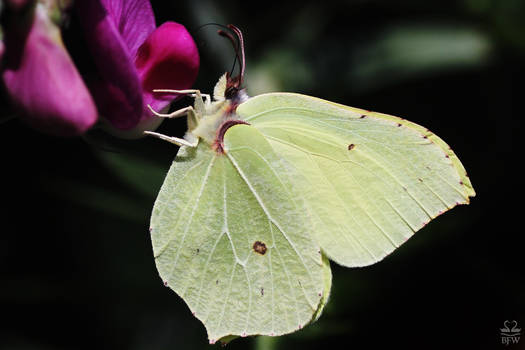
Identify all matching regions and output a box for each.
[1,1,522,349]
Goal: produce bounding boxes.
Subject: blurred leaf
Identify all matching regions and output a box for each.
[464,0,525,50]
[41,176,147,223]
[348,23,493,92]
[96,150,168,198]
[255,335,279,350]
[246,50,314,95]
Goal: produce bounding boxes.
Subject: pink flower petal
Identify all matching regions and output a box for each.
[74,1,199,136]
[2,4,97,136]
[101,0,156,58]
[75,0,153,130]
[136,21,200,116]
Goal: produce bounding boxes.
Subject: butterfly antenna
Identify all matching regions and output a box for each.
[217,28,240,78]
[227,24,245,87]
[217,24,246,89]
[191,23,246,86]
[193,23,239,76]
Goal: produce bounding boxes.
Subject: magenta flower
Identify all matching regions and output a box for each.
[1,2,98,136]
[1,0,199,137]
[75,0,199,137]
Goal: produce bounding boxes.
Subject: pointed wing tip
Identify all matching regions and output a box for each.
[464,193,475,204]
[454,192,476,206]
[460,179,476,200]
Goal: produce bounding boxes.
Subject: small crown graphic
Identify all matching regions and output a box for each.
[501,320,521,336]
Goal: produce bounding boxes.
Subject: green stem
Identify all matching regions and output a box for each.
[255,336,278,350]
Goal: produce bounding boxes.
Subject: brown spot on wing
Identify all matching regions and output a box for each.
[253,241,267,255]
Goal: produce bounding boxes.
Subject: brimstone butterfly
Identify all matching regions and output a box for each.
[146,25,475,344]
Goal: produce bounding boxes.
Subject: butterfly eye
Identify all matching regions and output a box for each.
[225,86,239,100]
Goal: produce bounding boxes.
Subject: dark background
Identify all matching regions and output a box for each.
[1,0,523,349]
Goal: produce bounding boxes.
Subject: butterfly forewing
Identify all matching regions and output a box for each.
[237,92,475,267]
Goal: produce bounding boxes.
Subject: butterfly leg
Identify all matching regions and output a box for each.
[152,88,209,117]
[153,89,202,95]
[152,88,210,105]
[149,88,205,131]
[147,105,193,119]
[143,131,198,148]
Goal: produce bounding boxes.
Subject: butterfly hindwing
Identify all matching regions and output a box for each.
[151,125,326,342]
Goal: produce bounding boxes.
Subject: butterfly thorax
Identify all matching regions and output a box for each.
[188,73,250,154]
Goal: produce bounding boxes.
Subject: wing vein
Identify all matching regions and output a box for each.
[165,155,217,284]
[226,151,317,291]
